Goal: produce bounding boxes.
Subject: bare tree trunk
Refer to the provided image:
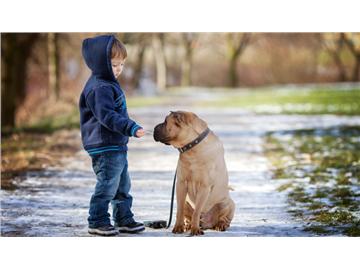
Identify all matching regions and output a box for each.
[1,33,39,129]
[181,47,192,86]
[152,33,167,92]
[132,43,146,89]
[181,33,197,87]
[47,33,60,100]
[353,55,360,81]
[229,56,238,87]
[342,33,360,81]
[226,33,251,87]
[332,52,347,82]
[321,34,347,82]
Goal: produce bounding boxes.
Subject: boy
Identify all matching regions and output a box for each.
[79,35,145,236]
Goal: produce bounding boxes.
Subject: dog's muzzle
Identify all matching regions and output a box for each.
[153,124,170,145]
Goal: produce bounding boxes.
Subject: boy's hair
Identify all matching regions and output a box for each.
[111,38,127,59]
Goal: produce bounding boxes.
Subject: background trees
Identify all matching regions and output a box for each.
[180,33,198,87]
[343,33,360,81]
[1,32,360,130]
[1,33,39,129]
[226,33,251,87]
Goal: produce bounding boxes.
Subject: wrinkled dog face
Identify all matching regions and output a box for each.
[153,111,190,145]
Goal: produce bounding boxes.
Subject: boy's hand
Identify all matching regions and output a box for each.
[135,128,145,138]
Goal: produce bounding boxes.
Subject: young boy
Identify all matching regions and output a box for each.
[79,35,146,236]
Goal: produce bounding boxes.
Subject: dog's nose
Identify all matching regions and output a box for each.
[153,124,160,141]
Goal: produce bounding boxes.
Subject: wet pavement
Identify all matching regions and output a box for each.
[2,103,360,236]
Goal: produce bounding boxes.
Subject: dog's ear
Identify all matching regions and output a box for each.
[191,112,208,133]
[171,111,187,126]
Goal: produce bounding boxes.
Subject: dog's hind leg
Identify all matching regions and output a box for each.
[200,206,219,230]
[213,199,235,231]
[186,202,220,230]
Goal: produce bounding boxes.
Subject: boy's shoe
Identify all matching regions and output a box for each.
[88,225,118,236]
[116,221,145,233]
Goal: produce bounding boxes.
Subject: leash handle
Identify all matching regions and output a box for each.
[166,170,177,229]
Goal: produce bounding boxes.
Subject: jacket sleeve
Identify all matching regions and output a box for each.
[85,86,142,137]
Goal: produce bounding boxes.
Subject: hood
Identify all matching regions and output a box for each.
[82,34,117,82]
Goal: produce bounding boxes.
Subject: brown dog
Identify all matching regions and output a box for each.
[153,111,235,235]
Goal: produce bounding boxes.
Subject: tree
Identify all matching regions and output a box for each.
[321,33,347,82]
[152,33,167,91]
[47,33,61,100]
[120,33,150,90]
[342,33,360,81]
[181,33,198,86]
[1,33,39,129]
[226,33,251,87]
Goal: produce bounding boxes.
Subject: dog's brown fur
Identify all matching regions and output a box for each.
[154,111,235,235]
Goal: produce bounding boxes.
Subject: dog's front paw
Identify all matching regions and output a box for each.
[184,222,191,231]
[172,224,185,234]
[190,226,204,236]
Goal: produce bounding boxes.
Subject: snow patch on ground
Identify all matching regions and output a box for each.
[2,106,360,236]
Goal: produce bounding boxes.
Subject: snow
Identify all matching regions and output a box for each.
[2,105,360,236]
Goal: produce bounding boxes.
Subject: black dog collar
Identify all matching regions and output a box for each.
[177,128,210,154]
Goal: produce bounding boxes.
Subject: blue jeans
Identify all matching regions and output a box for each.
[88,151,135,228]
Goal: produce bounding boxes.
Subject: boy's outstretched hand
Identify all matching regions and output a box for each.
[136,128,145,138]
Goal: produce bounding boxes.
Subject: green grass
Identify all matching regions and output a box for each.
[264,126,360,236]
[8,108,81,134]
[199,88,360,115]
[5,88,360,134]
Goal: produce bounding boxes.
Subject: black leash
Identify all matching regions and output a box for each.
[166,169,177,229]
[144,168,177,229]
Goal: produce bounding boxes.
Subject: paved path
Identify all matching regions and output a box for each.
[2,103,360,236]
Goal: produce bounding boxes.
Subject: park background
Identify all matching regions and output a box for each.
[1,1,360,269]
[2,33,360,130]
[1,32,360,237]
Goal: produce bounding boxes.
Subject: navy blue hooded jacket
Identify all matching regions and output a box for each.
[79,35,142,155]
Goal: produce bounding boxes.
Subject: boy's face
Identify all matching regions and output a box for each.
[111,57,126,79]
